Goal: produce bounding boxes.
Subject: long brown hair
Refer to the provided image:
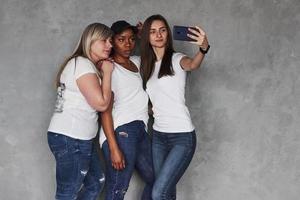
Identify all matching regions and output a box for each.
[140,14,175,87]
[55,23,113,88]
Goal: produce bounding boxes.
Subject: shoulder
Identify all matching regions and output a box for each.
[172,52,186,70]
[76,56,95,68]
[172,52,186,63]
[74,56,97,79]
[130,56,141,69]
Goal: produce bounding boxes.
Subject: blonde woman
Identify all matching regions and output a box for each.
[47,23,114,200]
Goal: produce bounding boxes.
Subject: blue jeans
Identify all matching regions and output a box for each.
[151,130,196,200]
[102,120,154,200]
[47,132,105,200]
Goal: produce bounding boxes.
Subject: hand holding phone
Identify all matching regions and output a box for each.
[173,25,209,52]
[173,25,199,42]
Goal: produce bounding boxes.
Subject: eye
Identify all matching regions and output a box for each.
[118,39,124,42]
[160,28,167,32]
[150,30,156,34]
[130,37,136,42]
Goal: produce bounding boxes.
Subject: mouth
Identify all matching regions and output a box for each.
[103,50,111,54]
[124,50,131,54]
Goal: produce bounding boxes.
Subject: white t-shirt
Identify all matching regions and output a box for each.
[146,52,194,133]
[48,56,100,140]
[99,56,149,146]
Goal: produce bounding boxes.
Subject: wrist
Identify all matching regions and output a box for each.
[108,142,119,151]
[199,44,210,54]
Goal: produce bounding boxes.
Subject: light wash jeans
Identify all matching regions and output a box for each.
[151,130,196,200]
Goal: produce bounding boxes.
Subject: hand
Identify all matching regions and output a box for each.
[110,147,126,170]
[100,59,114,75]
[187,26,209,50]
[136,21,143,39]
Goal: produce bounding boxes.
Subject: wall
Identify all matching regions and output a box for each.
[0,0,299,199]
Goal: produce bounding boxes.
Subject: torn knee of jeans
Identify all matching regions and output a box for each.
[118,131,128,137]
[115,188,128,196]
[80,170,88,176]
[99,174,105,183]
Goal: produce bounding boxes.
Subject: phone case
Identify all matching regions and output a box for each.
[173,26,197,41]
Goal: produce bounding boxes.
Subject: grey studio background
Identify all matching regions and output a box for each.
[0,0,300,199]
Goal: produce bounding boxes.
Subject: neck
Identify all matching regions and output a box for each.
[113,54,130,64]
[152,46,165,61]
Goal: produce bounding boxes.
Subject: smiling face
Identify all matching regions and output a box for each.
[112,28,136,58]
[90,37,113,62]
[149,20,168,48]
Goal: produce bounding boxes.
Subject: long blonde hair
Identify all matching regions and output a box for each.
[55,23,113,88]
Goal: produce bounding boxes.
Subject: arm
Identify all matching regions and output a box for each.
[77,60,113,111]
[101,93,125,170]
[180,26,209,71]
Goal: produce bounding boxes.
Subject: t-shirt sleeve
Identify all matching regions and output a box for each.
[74,57,97,79]
[172,52,187,71]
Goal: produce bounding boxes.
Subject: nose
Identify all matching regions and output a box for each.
[156,31,162,38]
[107,39,112,48]
[124,39,130,47]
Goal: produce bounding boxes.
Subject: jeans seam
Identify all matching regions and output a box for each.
[111,169,119,200]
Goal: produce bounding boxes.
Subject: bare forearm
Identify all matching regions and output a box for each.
[189,51,205,70]
[101,113,119,150]
[100,94,119,151]
[100,73,112,104]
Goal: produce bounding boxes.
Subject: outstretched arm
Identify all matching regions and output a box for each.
[180,26,210,71]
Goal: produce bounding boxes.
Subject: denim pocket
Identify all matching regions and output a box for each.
[47,132,68,159]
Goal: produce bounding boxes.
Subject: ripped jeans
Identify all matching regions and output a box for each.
[102,120,154,200]
[47,132,105,200]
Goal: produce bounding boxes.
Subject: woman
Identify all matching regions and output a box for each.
[100,20,154,200]
[47,23,114,200]
[140,15,210,200]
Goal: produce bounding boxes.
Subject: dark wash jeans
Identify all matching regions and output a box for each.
[151,130,196,200]
[102,120,154,200]
[47,132,105,200]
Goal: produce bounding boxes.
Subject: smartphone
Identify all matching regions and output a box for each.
[173,25,198,41]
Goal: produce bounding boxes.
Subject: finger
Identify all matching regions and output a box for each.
[112,162,117,169]
[107,57,114,62]
[114,163,121,170]
[119,164,124,170]
[187,33,204,42]
[103,59,113,63]
[195,26,206,36]
[122,159,126,169]
[188,28,201,37]
[117,162,123,170]
[137,21,143,27]
[188,41,199,45]
[97,61,103,69]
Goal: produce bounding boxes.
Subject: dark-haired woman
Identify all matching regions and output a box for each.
[100,20,154,200]
[140,15,210,200]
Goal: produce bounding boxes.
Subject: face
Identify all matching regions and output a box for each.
[149,20,168,48]
[113,28,136,58]
[90,37,112,62]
